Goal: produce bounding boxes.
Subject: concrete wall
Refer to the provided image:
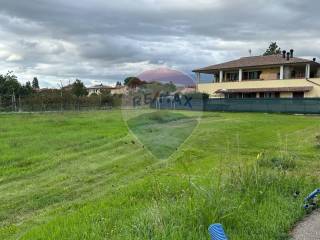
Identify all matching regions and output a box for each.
[197,78,320,98]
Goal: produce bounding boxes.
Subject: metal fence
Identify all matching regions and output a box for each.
[153,98,320,114]
[0,95,114,112]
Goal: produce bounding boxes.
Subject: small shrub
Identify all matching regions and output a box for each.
[257,151,297,170]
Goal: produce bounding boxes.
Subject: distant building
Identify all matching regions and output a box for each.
[109,86,127,95]
[193,50,320,98]
[87,84,127,96]
[177,86,196,94]
[87,84,111,95]
[62,84,73,91]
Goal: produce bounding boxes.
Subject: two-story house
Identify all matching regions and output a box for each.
[193,50,320,98]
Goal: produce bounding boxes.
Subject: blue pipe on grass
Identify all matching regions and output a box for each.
[305,189,320,202]
[208,224,228,240]
[304,188,320,209]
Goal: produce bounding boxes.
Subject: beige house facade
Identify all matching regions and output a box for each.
[193,51,320,98]
[87,84,109,95]
[87,84,127,96]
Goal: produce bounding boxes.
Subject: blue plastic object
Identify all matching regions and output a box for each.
[305,189,320,202]
[208,224,228,240]
[304,188,320,209]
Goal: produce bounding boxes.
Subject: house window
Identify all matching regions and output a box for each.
[225,93,242,98]
[310,72,315,78]
[243,71,262,80]
[260,92,280,98]
[292,92,304,98]
[296,71,305,78]
[226,72,238,82]
[243,93,257,98]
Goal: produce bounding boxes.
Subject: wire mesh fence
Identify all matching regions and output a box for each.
[0,94,117,112]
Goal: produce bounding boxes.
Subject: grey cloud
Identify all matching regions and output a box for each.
[1,0,320,87]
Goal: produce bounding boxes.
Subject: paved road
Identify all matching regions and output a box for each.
[292,210,320,240]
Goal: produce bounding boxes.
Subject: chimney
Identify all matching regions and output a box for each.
[282,50,286,58]
[290,49,294,58]
[286,52,290,61]
[313,58,316,62]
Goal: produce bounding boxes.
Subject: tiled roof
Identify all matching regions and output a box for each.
[193,55,319,73]
[87,84,112,89]
[215,86,313,93]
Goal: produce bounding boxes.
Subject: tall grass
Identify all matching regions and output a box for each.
[257,151,297,170]
[21,157,317,240]
[127,161,316,240]
[2,111,320,240]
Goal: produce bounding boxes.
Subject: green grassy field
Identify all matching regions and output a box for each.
[0,110,319,239]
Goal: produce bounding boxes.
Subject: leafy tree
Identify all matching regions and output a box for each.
[32,77,40,89]
[124,77,143,86]
[124,77,133,85]
[164,81,176,92]
[263,42,281,56]
[124,77,145,88]
[71,79,88,97]
[0,74,6,95]
[20,81,33,96]
[0,72,21,96]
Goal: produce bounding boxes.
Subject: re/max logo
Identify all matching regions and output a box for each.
[132,93,193,109]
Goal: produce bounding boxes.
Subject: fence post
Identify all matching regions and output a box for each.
[18,95,21,112]
[12,92,17,112]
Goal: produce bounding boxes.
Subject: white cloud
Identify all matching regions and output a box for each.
[6,54,23,62]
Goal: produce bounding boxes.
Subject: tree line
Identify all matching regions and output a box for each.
[0,72,122,112]
[0,72,39,97]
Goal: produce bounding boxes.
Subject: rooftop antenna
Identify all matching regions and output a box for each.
[248,49,252,56]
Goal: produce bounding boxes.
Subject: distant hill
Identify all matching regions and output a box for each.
[137,68,195,87]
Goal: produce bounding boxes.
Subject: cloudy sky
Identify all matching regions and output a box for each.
[0,0,319,87]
